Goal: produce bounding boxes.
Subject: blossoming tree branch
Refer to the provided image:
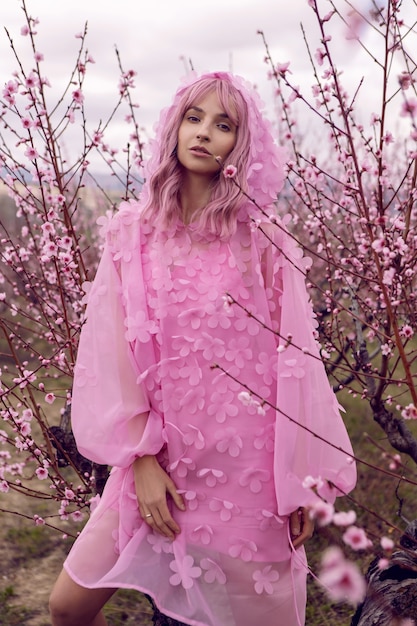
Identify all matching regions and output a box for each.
[0,0,416,617]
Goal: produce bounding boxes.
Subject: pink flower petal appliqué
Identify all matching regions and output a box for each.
[253,565,280,595]
[169,555,202,590]
[200,558,227,584]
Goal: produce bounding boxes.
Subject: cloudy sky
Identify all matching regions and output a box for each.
[1,0,412,171]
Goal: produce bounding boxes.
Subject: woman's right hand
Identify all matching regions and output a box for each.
[132,455,185,539]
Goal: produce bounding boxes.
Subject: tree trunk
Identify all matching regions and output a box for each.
[351,521,417,625]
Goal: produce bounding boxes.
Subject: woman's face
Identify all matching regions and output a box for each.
[177,90,237,178]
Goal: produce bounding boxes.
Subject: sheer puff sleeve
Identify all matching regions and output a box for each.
[71,202,164,468]
[259,218,357,515]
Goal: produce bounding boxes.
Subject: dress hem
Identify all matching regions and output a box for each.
[63,562,210,626]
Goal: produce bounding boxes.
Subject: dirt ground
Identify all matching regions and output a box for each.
[0,487,153,626]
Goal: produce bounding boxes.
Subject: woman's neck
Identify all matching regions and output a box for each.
[180,172,213,225]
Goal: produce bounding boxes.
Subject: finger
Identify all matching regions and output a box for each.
[291,509,314,548]
[151,506,181,539]
[292,527,313,549]
[166,482,186,512]
[290,510,301,537]
[142,509,172,538]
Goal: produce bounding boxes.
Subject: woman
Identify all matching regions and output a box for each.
[49,72,356,626]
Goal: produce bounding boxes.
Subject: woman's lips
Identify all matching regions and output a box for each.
[189,146,211,157]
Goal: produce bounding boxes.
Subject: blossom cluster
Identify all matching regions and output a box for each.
[262,0,417,461]
[0,2,143,534]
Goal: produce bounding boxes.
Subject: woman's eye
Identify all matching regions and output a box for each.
[187,115,200,123]
[218,123,231,132]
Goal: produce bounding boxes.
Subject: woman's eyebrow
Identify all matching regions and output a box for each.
[187,105,230,119]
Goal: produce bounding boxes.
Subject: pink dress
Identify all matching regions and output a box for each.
[65,201,356,626]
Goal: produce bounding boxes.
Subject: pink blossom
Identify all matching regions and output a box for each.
[345,9,366,41]
[71,510,84,522]
[381,343,392,357]
[34,51,44,62]
[401,98,417,117]
[41,241,58,259]
[41,221,55,235]
[400,325,414,339]
[72,89,84,104]
[21,25,30,36]
[45,393,56,404]
[0,480,9,493]
[276,62,291,77]
[237,391,252,406]
[33,515,45,525]
[21,117,33,129]
[24,146,38,160]
[35,467,48,480]
[13,369,36,388]
[315,48,326,66]
[3,80,18,96]
[382,267,396,286]
[309,501,334,526]
[399,72,413,90]
[319,547,366,605]
[22,409,33,421]
[223,164,237,178]
[380,536,394,551]
[333,510,357,527]
[388,453,401,470]
[19,422,31,437]
[342,525,372,550]
[322,10,335,22]
[401,404,417,420]
[92,131,104,146]
[302,475,324,491]
[25,72,39,89]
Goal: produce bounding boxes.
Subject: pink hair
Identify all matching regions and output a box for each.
[141,73,252,237]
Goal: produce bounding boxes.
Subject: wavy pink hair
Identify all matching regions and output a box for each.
[140,72,286,237]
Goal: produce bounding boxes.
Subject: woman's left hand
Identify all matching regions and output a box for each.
[289,507,314,549]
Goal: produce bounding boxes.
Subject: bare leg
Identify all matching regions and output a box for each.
[49,568,117,626]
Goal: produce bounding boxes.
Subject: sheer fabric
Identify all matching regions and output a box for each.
[65,205,355,625]
[65,72,356,626]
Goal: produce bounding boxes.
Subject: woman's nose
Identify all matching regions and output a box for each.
[196,123,210,141]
